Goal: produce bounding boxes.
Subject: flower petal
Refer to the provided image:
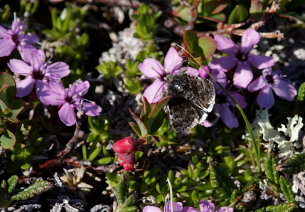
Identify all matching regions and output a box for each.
[198,66,209,78]
[231,92,247,108]
[19,45,45,64]
[233,62,253,88]
[248,53,275,69]
[248,76,266,92]
[58,102,76,126]
[209,56,237,72]
[199,200,216,212]
[79,102,102,116]
[143,80,167,103]
[211,69,227,88]
[216,103,239,128]
[185,67,199,76]
[240,29,260,54]
[214,34,238,55]
[139,58,164,78]
[8,59,32,75]
[38,80,66,106]
[257,86,274,109]
[164,47,183,74]
[143,206,163,212]
[216,207,233,212]
[164,202,184,212]
[273,79,297,101]
[16,77,35,97]
[68,80,90,98]
[46,62,70,78]
[0,26,11,38]
[0,38,16,57]
[181,206,199,212]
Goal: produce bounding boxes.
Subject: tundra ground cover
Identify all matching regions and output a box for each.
[0,1,305,211]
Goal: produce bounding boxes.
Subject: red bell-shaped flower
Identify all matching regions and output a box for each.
[112,136,135,154]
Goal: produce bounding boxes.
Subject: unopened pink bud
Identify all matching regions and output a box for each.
[118,152,135,171]
[113,136,135,153]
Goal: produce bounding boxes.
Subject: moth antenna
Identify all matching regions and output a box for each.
[166,178,174,212]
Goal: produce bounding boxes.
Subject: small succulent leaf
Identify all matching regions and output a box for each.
[140,97,151,122]
[297,82,305,102]
[198,35,217,60]
[184,30,203,57]
[265,155,279,186]
[11,181,52,201]
[129,109,148,137]
[147,96,171,131]
[7,175,18,193]
[129,122,142,137]
[121,193,137,208]
[279,176,295,203]
[0,129,16,149]
[0,72,16,106]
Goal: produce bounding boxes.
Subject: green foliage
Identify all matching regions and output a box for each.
[183,30,217,62]
[0,176,52,208]
[277,153,305,174]
[87,116,111,143]
[297,82,305,102]
[96,61,123,79]
[106,174,137,212]
[0,73,24,149]
[255,203,297,212]
[265,155,279,188]
[132,4,161,40]
[11,180,52,201]
[43,3,89,79]
[279,176,295,203]
[228,4,249,24]
[129,96,171,140]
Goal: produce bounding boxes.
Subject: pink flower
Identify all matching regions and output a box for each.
[39,80,102,126]
[209,29,274,88]
[143,202,184,212]
[139,47,197,103]
[112,136,135,154]
[0,15,39,59]
[248,68,297,109]
[8,49,70,97]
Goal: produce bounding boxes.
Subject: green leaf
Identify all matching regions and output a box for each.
[0,72,16,105]
[97,157,114,165]
[297,82,305,102]
[228,4,249,24]
[7,175,18,193]
[277,153,305,174]
[279,176,295,203]
[198,36,217,60]
[129,122,142,137]
[0,129,16,149]
[265,155,279,186]
[183,30,203,57]
[255,203,297,212]
[11,180,52,201]
[129,109,148,137]
[147,96,171,131]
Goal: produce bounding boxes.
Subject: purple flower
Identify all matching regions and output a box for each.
[39,80,102,126]
[248,68,297,109]
[139,47,198,103]
[8,49,70,97]
[202,69,247,128]
[143,201,184,212]
[209,29,275,88]
[0,15,39,59]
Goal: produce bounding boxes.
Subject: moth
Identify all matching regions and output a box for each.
[165,73,216,133]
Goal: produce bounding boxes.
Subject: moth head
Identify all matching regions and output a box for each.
[167,74,188,97]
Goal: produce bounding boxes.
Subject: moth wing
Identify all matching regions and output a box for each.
[166,97,206,134]
[185,74,216,112]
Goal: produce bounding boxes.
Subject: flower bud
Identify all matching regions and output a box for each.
[112,136,135,154]
[118,152,135,171]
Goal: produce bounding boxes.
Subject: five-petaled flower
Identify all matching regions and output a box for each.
[248,68,297,109]
[209,29,275,89]
[0,15,39,59]
[39,80,102,126]
[143,200,233,212]
[139,47,183,103]
[8,49,70,98]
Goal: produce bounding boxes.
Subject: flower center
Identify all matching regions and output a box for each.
[11,33,20,45]
[265,74,274,84]
[236,51,248,61]
[32,70,44,80]
[65,96,73,103]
